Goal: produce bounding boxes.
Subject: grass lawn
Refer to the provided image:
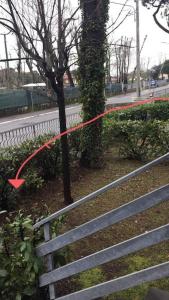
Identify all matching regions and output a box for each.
[18,147,169,299]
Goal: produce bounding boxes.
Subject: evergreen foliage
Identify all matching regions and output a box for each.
[79,0,109,168]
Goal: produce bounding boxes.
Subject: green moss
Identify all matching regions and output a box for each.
[77,267,106,289]
[106,256,169,300]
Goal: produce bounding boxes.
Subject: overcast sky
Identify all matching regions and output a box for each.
[0,0,169,71]
[111,0,169,68]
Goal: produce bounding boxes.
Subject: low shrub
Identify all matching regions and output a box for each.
[0,135,61,210]
[6,135,61,180]
[1,103,169,210]
[108,101,169,122]
[103,119,169,161]
[68,127,82,159]
[0,212,43,300]
[0,151,19,210]
[0,130,83,210]
[0,211,68,300]
[119,121,169,160]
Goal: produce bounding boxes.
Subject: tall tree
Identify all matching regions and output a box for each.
[79,0,109,168]
[150,64,162,80]
[0,0,79,205]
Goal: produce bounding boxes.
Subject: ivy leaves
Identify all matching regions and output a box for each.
[0,212,42,300]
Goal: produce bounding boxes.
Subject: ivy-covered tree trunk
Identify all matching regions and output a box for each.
[79,0,109,168]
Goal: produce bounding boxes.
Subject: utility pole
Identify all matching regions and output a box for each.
[131,35,147,87]
[135,0,141,97]
[4,34,10,88]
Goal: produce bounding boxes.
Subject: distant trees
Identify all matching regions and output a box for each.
[114,37,133,84]
[161,60,169,78]
[142,0,169,34]
[105,0,135,85]
[149,60,169,80]
[150,65,162,80]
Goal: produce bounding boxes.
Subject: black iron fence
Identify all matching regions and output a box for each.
[1,87,169,148]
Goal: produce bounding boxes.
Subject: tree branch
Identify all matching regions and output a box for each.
[153,1,169,34]
[107,12,130,37]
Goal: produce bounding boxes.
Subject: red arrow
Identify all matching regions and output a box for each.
[8,179,25,189]
[8,97,169,189]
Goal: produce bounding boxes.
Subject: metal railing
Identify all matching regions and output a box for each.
[34,151,169,300]
[150,87,169,98]
[1,88,169,148]
[0,112,81,147]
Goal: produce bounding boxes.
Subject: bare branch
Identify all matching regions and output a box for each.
[107,0,129,30]
[107,11,130,37]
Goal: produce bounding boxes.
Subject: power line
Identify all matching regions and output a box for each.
[0,57,29,62]
[109,43,135,48]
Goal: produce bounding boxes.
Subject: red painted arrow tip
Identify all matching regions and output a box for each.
[8,179,25,189]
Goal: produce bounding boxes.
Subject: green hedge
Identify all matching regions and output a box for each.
[0,134,67,210]
[1,103,169,210]
[108,101,169,122]
[0,136,59,209]
[103,118,169,161]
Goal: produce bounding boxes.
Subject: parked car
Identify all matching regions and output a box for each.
[149,79,158,88]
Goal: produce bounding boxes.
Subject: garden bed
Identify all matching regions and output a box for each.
[15,146,169,299]
[1,100,169,299]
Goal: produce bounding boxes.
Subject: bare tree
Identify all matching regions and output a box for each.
[105,0,135,85]
[16,38,22,87]
[114,36,133,84]
[107,0,131,37]
[0,0,80,205]
[25,55,37,83]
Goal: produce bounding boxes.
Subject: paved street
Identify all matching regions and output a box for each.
[0,84,169,133]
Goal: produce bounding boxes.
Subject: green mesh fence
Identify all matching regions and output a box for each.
[0,89,52,110]
[0,87,81,110]
[0,89,28,109]
[0,84,122,111]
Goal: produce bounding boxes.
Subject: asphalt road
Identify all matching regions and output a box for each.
[0,84,169,133]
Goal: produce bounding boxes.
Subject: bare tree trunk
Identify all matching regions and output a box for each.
[26,57,36,83]
[57,0,72,205]
[66,68,75,87]
[17,39,22,87]
[57,81,73,205]
[50,76,73,205]
[4,34,10,88]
